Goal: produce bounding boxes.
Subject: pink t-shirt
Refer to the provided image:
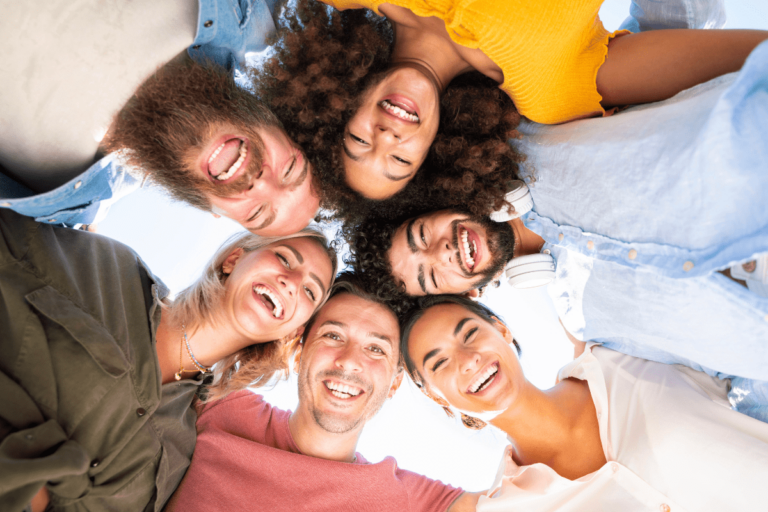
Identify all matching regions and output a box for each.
[167,390,463,512]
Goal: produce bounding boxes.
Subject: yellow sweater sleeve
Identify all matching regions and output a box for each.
[319,0,627,125]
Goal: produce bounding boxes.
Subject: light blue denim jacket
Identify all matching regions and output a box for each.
[0,0,278,227]
[514,19,768,420]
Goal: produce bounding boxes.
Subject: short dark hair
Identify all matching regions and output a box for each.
[301,270,401,344]
[399,294,521,388]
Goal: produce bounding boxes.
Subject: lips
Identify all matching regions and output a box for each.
[203,135,250,183]
[324,379,365,400]
[251,283,285,319]
[379,94,420,124]
[458,224,482,272]
[467,362,499,395]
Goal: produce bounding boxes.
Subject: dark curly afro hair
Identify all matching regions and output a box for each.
[256,0,526,225]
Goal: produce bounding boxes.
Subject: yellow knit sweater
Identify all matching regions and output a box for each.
[321,0,626,124]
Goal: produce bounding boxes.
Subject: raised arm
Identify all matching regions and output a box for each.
[597,29,768,107]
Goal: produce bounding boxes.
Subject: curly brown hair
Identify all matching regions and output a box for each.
[256,0,525,225]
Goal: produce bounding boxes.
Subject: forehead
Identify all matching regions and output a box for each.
[310,292,400,343]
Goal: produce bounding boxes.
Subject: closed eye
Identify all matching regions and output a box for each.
[393,155,411,165]
[420,224,427,247]
[431,358,447,372]
[349,133,369,146]
[277,253,291,269]
[464,327,478,343]
[283,156,296,181]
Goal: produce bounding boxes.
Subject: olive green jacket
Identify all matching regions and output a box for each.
[0,210,200,511]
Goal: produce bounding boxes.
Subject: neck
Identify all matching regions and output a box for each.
[490,379,599,473]
[288,405,361,463]
[155,308,265,384]
[387,13,472,93]
[508,218,545,257]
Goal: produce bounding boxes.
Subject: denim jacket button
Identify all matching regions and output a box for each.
[204,20,213,27]
[683,261,694,272]
[1,202,10,207]
[628,249,637,260]
[74,181,82,189]
[48,219,56,222]
[558,233,564,242]
[587,241,594,250]
[659,504,670,512]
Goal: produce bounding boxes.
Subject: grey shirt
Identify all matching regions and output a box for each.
[0,209,200,511]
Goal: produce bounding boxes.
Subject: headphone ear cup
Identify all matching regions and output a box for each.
[505,253,556,289]
[490,180,534,222]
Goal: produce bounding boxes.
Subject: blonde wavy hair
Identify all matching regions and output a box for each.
[167,228,338,401]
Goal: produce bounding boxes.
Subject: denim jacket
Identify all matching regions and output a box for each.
[0,0,277,227]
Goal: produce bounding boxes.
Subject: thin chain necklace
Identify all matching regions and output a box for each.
[175,324,212,380]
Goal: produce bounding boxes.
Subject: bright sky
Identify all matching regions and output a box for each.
[98,0,768,492]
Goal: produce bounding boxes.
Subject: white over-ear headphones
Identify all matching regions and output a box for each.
[489,180,556,289]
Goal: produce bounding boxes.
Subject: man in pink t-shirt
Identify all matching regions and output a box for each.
[167,273,480,512]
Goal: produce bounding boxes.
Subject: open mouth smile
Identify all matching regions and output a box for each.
[379,98,420,124]
[324,380,365,400]
[467,362,499,394]
[252,284,284,319]
[458,225,480,272]
[206,136,250,183]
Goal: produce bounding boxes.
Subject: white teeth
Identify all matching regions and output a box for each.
[209,140,247,181]
[461,229,475,269]
[253,285,283,318]
[324,380,362,398]
[469,364,498,393]
[379,100,419,122]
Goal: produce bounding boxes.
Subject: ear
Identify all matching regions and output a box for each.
[491,316,514,344]
[221,247,245,275]
[388,368,404,399]
[292,341,304,373]
[463,288,481,300]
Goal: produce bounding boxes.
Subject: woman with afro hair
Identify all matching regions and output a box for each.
[255,0,767,221]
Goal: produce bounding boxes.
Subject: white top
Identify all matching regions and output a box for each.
[477,346,768,512]
[0,0,198,191]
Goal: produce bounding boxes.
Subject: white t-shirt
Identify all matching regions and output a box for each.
[0,0,198,192]
[478,346,768,512]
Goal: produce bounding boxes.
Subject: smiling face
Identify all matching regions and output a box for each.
[220,237,334,343]
[343,65,441,200]
[387,210,516,296]
[296,292,401,434]
[407,303,525,416]
[195,124,320,236]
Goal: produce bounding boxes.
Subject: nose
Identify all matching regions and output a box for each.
[428,238,454,266]
[374,125,402,145]
[276,270,300,299]
[334,344,364,373]
[459,349,481,375]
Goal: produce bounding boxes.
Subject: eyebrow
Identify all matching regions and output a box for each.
[417,264,427,294]
[288,154,310,191]
[321,320,346,328]
[368,331,394,347]
[454,318,472,336]
[422,347,441,369]
[383,169,414,182]
[280,244,304,264]
[342,141,362,163]
[406,218,418,253]
[310,272,327,297]
[251,209,276,231]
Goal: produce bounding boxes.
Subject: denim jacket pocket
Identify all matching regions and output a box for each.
[24,286,129,378]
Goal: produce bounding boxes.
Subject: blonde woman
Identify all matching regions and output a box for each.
[401,294,768,512]
[0,209,336,512]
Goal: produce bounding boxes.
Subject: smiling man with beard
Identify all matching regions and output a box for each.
[167,273,480,512]
[101,60,320,235]
[0,0,321,236]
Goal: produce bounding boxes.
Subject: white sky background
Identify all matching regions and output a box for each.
[97,0,768,492]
